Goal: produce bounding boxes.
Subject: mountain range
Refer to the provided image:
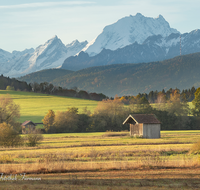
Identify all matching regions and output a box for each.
[0,37,87,77]
[62,30,200,71]
[0,11,200,96]
[1,13,181,77]
[82,13,179,56]
[19,52,200,97]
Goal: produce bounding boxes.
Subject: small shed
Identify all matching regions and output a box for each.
[21,120,37,134]
[123,114,161,139]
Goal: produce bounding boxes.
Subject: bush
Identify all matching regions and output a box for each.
[6,86,15,91]
[26,130,43,147]
[190,140,200,154]
[0,122,23,147]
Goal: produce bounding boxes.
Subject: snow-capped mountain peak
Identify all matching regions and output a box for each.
[83,13,179,56]
[1,36,88,77]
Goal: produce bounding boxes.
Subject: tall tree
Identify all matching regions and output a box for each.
[42,110,55,132]
[192,87,200,116]
[0,95,20,131]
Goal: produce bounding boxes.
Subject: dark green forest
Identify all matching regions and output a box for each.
[0,75,31,91]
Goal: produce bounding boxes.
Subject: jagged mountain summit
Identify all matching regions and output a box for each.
[62,29,200,71]
[0,36,88,77]
[82,13,179,56]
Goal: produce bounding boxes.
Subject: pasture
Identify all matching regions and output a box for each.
[0,90,200,189]
[0,131,200,189]
[0,90,98,123]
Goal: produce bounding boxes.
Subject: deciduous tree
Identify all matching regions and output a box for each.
[0,95,20,131]
[42,110,55,132]
[192,87,200,116]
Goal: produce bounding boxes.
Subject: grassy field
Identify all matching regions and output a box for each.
[0,90,195,124]
[0,90,200,189]
[0,131,200,189]
[0,90,98,123]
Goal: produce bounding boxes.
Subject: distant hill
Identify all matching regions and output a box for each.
[19,52,200,97]
[18,68,74,84]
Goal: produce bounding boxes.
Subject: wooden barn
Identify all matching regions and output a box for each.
[123,114,161,139]
[21,120,37,134]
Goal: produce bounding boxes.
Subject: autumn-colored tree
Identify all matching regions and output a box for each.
[0,122,23,147]
[0,95,21,131]
[53,109,79,133]
[167,90,189,116]
[42,110,55,132]
[155,92,167,110]
[91,99,130,131]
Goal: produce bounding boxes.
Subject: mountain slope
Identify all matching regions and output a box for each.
[18,68,74,84]
[82,13,179,56]
[19,52,200,97]
[62,30,200,71]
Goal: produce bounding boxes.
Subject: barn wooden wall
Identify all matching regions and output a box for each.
[130,123,143,136]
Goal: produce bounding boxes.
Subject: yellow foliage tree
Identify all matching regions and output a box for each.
[42,110,55,132]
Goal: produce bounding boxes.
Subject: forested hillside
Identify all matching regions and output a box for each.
[19,52,200,97]
[18,68,74,84]
[0,75,31,91]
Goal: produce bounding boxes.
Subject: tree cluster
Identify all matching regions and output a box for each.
[43,107,92,133]
[0,75,107,101]
[0,95,43,147]
[0,75,31,91]
[31,82,108,101]
[43,88,200,133]
[118,87,196,104]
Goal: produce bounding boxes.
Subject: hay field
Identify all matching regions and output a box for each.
[0,131,200,189]
[0,90,98,123]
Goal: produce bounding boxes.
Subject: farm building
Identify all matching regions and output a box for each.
[123,114,161,139]
[21,120,37,134]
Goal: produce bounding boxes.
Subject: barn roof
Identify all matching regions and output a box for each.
[123,114,161,125]
[21,120,37,126]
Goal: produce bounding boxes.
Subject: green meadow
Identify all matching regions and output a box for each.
[0,90,196,124]
[0,90,98,123]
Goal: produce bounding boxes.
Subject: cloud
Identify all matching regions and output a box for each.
[0,1,95,9]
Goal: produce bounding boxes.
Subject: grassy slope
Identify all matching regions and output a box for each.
[0,90,98,123]
[0,90,195,124]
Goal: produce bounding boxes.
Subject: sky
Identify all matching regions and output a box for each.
[1,0,200,52]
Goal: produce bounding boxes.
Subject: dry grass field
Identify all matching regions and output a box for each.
[0,131,200,189]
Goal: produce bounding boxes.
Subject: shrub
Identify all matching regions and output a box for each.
[26,130,43,147]
[190,140,200,154]
[0,122,23,147]
[6,86,15,91]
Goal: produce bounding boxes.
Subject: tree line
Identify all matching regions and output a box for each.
[43,88,200,133]
[0,75,108,101]
[31,82,108,101]
[118,87,196,104]
[0,75,31,91]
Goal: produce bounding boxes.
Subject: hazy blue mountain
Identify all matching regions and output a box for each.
[62,30,200,71]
